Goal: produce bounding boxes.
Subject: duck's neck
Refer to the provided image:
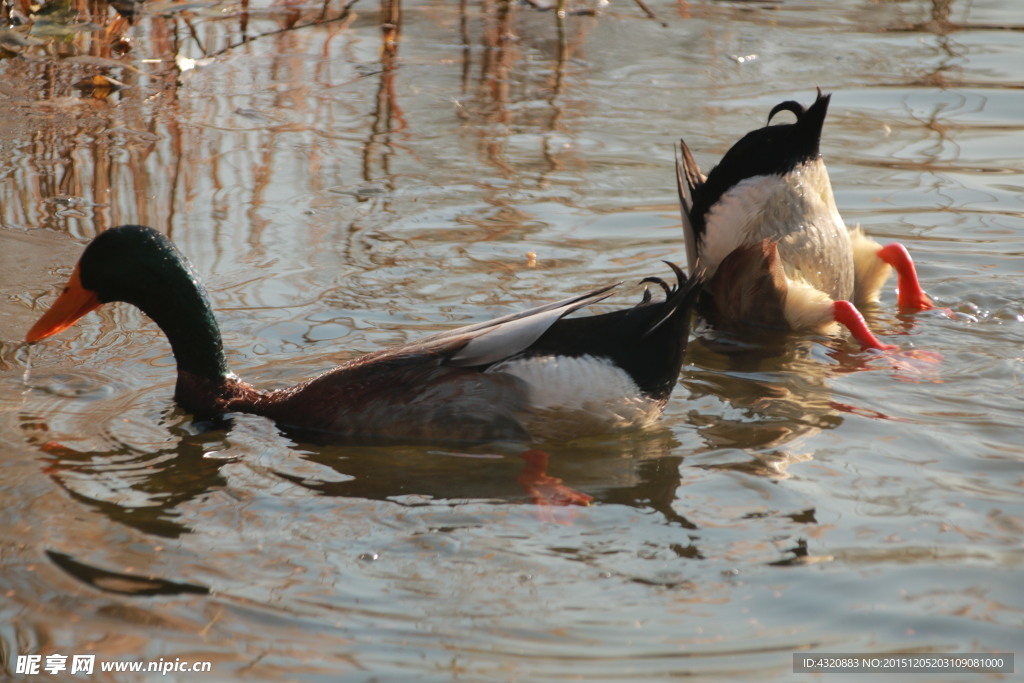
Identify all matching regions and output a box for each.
[144,284,229,381]
[147,291,270,416]
[126,257,245,414]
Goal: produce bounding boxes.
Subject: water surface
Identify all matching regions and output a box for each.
[1,0,1022,679]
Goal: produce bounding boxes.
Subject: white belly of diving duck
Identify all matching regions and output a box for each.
[702,159,855,301]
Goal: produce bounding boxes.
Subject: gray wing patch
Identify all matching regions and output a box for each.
[444,284,621,367]
[448,304,578,367]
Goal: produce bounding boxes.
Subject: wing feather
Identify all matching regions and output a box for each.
[676,139,705,274]
[410,284,622,367]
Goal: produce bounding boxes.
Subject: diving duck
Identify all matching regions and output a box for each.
[26,225,701,444]
[676,91,934,350]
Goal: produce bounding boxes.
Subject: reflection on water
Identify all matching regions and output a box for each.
[2,0,1024,678]
[23,412,230,538]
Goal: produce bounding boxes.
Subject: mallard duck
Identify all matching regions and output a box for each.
[27,225,701,445]
[676,91,934,349]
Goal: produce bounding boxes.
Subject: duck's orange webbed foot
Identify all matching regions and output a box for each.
[831,300,944,372]
[876,243,936,312]
[832,300,897,351]
[517,449,593,507]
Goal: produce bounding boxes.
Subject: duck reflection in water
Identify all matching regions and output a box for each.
[681,335,843,479]
[277,429,700,539]
[23,402,703,550]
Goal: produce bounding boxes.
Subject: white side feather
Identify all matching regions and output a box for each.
[488,355,663,438]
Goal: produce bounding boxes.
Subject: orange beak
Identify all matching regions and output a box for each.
[25,264,103,343]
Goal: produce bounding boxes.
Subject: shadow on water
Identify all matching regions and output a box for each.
[45,549,210,596]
